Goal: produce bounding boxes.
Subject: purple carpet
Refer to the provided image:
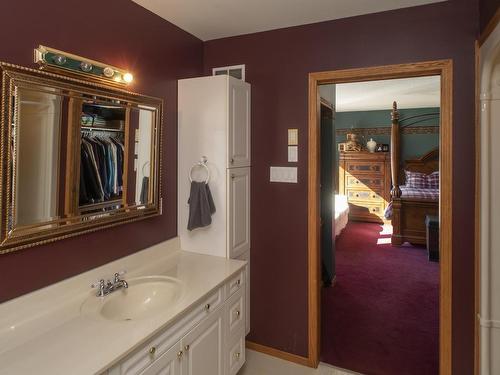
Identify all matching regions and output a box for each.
[321,222,439,375]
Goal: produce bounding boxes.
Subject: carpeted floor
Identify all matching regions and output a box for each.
[321,222,439,375]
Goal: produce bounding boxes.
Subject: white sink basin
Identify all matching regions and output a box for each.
[81,276,185,321]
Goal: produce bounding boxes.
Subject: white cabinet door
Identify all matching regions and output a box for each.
[139,343,181,375]
[227,167,250,259]
[181,308,224,375]
[227,78,250,168]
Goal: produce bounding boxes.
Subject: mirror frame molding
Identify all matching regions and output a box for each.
[0,62,164,255]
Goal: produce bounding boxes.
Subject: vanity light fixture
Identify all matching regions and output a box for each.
[123,72,134,83]
[34,45,134,86]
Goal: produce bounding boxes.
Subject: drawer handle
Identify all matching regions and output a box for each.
[184,345,190,351]
[372,195,376,198]
[235,310,241,317]
[231,174,235,179]
[204,303,211,311]
[177,350,183,359]
[230,158,234,164]
[149,346,156,356]
[233,279,241,287]
[355,194,359,198]
[234,352,241,360]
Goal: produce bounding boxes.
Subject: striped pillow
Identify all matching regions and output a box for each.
[405,170,428,188]
[427,171,439,189]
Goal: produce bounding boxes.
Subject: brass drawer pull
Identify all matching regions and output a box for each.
[233,279,241,287]
[184,344,190,351]
[235,310,241,317]
[204,303,211,311]
[149,346,156,356]
[234,351,241,360]
[177,350,183,359]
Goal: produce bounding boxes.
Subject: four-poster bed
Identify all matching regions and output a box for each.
[388,101,439,246]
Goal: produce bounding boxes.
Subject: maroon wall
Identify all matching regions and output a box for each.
[0,0,203,302]
[204,1,478,373]
[479,0,499,33]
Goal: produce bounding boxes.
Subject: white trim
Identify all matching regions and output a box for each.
[212,64,246,81]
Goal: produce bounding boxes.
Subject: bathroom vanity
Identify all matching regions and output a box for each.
[0,238,247,375]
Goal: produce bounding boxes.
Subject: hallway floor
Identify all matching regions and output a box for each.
[321,222,439,375]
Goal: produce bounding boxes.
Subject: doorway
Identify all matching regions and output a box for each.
[307,60,453,375]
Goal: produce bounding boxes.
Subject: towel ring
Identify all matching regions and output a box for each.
[189,156,210,184]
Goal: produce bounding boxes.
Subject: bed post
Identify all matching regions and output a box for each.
[390,101,401,198]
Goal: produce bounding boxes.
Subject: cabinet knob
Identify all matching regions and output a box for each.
[234,352,241,360]
[184,344,190,351]
[149,346,156,356]
[177,350,183,359]
[204,303,211,311]
[230,158,234,164]
[231,174,235,179]
[235,310,241,317]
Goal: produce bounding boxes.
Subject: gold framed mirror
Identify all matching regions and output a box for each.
[0,62,163,254]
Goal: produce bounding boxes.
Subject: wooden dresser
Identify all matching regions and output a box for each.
[339,151,391,223]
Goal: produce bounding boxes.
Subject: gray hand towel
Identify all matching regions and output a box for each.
[187,181,216,231]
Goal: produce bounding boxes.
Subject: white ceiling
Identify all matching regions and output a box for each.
[324,76,441,112]
[131,0,445,41]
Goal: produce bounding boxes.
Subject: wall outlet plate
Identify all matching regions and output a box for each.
[270,166,297,183]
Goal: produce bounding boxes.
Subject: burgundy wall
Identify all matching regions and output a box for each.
[204,1,478,373]
[479,0,499,33]
[0,0,203,302]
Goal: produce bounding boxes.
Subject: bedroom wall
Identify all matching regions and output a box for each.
[0,0,203,302]
[203,0,478,373]
[334,107,440,190]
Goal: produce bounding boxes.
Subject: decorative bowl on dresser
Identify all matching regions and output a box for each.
[338,151,391,223]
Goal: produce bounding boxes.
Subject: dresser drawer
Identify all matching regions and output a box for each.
[346,176,384,189]
[346,161,385,175]
[347,188,384,203]
[226,288,245,338]
[112,286,223,375]
[349,202,385,217]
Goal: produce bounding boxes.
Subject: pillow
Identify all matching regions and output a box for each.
[405,170,428,189]
[427,171,439,189]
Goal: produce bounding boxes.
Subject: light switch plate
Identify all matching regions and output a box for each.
[288,146,298,162]
[288,129,298,145]
[270,166,298,183]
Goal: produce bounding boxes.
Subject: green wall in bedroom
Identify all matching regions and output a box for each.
[333,107,440,191]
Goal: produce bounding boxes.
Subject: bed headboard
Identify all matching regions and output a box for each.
[404,149,439,174]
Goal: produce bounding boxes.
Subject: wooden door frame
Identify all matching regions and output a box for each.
[307,60,453,373]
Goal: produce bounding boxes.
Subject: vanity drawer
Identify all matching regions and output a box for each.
[226,288,245,338]
[346,161,385,175]
[226,328,246,375]
[225,269,245,298]
[346,188,384,203]
[111,286,223,375]
[346,176,384,189]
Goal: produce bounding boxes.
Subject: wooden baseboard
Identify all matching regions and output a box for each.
[246,341,312,367]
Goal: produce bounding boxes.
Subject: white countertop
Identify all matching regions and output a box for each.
[0,238,245,375]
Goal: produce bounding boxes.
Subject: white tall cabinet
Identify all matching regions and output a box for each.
[178,75,251,371]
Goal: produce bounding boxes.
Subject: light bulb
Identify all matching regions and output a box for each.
[123,73,133,83]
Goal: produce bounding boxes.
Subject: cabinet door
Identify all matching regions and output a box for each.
[181,309,224,375]
[227,78,250,168]
[227,167,250,259]
[139,343,181,375]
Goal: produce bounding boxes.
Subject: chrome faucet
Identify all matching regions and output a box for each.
[92,271,128,297]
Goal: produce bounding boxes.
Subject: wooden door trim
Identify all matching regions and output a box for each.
[307,60,454,373]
